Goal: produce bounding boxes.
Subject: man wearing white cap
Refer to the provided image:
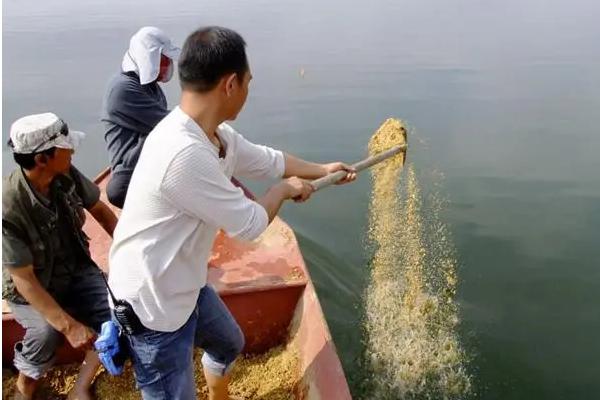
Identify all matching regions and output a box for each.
[101,26,180,208]
[2,113,118,400]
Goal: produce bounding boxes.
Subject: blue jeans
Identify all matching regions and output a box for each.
[10,267,110,379]
[124,285,244,400]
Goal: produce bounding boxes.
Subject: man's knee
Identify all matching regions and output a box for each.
[106,180,126,208]
[23,323,63,360]
[106,171,132,208]
[11,305,63,362]
[213,319,245,362]
[199,321,245,378]
[229,324,245,357]
[13,323,62,378]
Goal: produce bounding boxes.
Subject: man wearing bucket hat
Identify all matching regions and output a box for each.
[2,113,118,400]
[101,26,180,208]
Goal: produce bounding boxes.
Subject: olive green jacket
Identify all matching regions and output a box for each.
[2,166,100,304]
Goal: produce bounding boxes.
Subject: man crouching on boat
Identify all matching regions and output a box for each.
[107,26,356,400]
[2,113,118,400]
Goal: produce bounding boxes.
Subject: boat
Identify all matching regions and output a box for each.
[2,168,352,399]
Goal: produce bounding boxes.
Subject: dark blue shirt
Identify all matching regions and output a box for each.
[101,72,169,173]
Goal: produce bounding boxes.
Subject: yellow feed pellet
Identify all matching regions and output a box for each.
[2,345,299,400]
[364,119,471,399]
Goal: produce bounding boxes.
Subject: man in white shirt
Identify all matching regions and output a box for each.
[108,26,355,400]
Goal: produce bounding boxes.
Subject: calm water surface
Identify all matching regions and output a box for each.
[3,1,600,398]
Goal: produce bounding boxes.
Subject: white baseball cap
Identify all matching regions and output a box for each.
[9,113,85,154]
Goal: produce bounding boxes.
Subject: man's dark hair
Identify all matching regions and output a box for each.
[178,26,248,92]
[13,147,57,170]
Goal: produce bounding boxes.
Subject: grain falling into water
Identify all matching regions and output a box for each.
[364,119,471,399]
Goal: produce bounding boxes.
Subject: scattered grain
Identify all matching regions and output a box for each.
[3,345,299,400]
[364,119,471,399]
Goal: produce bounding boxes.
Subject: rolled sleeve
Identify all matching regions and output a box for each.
[230,200,268,241]
[232,133,285,180]
[162,145,269,241]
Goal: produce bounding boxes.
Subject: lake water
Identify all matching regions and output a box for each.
[3,0,600,398]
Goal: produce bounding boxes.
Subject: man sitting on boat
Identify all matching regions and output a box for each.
[107,26,356,400]
[2,113,118,400]
[101,26,180,208]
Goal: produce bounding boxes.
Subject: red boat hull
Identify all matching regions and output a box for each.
[2,169,351,399]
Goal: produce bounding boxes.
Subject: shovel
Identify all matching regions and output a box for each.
[310,125,408,191]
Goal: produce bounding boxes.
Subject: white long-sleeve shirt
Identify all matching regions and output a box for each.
[108,106,285,331]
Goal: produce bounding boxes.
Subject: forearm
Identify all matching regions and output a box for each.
[11,270,74,333]
[89,200,118,237]
[283,153,327,179]
[257,184,288,223]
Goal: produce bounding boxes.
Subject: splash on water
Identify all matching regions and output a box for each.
[363,119,471,399]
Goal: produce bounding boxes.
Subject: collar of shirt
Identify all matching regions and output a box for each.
[17,168,58,220]
[173,106,228,160]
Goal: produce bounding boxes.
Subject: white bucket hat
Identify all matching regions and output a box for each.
[9,113,85,154]
[122,26,181,85]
